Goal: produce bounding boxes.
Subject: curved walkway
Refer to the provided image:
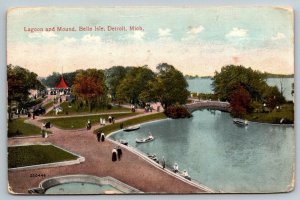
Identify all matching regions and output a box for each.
[8,108,211,194]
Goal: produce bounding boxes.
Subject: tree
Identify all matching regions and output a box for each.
[212,65,268,101]
[229,84,252,117]
[116,66,155,104]
[41,71,77,88]
[72,69,106,111]
[40,72,61,88]
[263,86,285,110]
[63,71,77,87]
[150,63,189,109]
[105,66,128,100]
[7,64,43,119]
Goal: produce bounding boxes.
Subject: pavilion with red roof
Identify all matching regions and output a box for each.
[56,76,69,89]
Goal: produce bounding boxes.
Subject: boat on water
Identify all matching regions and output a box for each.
[233,118,248,126]
[179,170,191,181]
[172,162,191,180]
[119,139,128,146]
[123,124,140,132]
[136,133,154,143]
[147,154,159,163]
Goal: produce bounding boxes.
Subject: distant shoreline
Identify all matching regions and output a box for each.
[185,74,294,79]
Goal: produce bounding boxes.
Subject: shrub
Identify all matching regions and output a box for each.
[164,104,192,119]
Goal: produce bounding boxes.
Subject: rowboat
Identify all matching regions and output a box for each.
[233,118,248,126]
[119,139,128,146]
[136,135,154,143]
[123,124,140,132]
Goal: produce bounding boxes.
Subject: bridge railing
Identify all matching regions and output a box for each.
[186,100,231,112]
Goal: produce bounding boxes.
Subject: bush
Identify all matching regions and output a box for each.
[106,104,112,109]
[164,104,192,119]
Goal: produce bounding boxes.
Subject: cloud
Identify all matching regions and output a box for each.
[28,31,58,39]
[81,34,101,43]
[62,37,77,44]
[129,31,145,40]
[187,26,204,34]
[226,27,247,38]
[158,28,171,37]
[271,32,286,40]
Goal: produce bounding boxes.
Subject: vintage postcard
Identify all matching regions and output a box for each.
[7,6,294,194]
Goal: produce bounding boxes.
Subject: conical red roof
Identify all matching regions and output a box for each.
[56,76,69,89]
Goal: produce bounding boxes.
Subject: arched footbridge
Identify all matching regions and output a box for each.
[186,100,231,113]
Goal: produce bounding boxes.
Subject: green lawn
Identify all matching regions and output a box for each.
[8,118,48,138]
[8,145,78,168]
[41,112,137,129]
[45,101,130,116]
[94,112,167,136]
[245,103,294,124]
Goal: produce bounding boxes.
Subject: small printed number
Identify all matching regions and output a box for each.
[30,174,46,177]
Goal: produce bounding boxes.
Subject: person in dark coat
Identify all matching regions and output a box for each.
[96,131,101,142]
[100,132,105,142]
[117,146,123,161]
[112,148,118,162]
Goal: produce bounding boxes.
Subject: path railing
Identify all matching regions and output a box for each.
[186,100,231,112]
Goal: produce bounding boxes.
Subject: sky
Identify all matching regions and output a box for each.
[7,6,294,77]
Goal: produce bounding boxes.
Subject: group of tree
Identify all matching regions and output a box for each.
[212,65,286,117]
[40,71,76,88]
[112,63,190,110]
[72,69,107,111]
[7,64,45,120]
[37,63,190,114]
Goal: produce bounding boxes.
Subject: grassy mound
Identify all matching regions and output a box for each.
[41,112,137,129]
[8,145,78,168]
[8,118,46,138]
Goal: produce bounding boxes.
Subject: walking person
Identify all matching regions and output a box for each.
[86,119,91,130]
[112,148,118,162]
[96,131,101,142]
[100,132,105,142]
[117,146,123,161]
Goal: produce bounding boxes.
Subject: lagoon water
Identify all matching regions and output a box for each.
[110,110,294,193]
[187,78,294,101]
[45,182,120,194]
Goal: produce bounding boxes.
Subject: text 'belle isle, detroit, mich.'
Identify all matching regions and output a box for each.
[24,25,144,33]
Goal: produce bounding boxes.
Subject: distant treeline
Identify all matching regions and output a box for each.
[185,73,293,79]
[263,72,294,78]
[184,75,212,79]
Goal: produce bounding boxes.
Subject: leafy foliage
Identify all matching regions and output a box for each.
[105,66,128,99]
[164,104,192,118]
[229,84,252,117]
[212,65,268,101]
[72,69,107,111]
[213,65,286,117]
[7,65,45,119]
[152,63,190,109]
[116,66,155,104]
[41,71,77,87]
